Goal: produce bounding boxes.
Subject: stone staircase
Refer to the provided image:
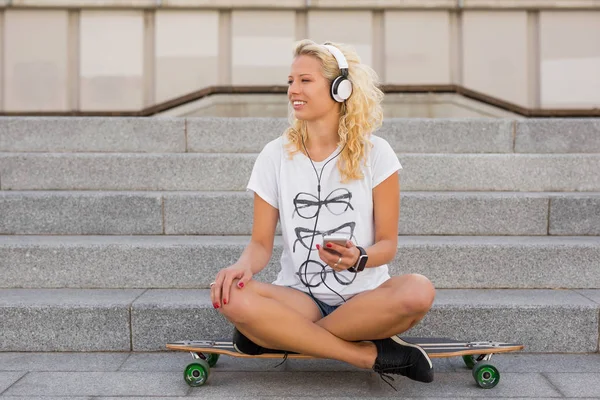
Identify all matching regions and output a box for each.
[0,117,599,354]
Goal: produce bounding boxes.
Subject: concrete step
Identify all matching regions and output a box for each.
[2,117,599,154]
[2,152,600,191]
[1,235,599,290]
[0,288,598,352]
[2,191,599,236]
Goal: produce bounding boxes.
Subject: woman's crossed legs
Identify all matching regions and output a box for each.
[217,274,435,371]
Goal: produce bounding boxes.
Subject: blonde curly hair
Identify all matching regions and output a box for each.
[283,39,385,183]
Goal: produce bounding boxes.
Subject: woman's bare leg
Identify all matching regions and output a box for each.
[219,279,377,369]
[315,274,436,341]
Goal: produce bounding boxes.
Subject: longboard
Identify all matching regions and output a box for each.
[167,336,524,389]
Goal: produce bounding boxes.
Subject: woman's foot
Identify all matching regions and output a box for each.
[371,336,434,383]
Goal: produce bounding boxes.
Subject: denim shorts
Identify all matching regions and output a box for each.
[290,287,340,318]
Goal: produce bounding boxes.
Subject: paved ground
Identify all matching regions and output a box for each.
[1,352,599,399]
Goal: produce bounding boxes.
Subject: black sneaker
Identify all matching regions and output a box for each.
[232,328,297,355]
[232,328,262,355]
[372,336,434,385]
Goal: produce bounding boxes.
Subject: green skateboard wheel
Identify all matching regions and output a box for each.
[205,353,220,367]
[473,362,500,389]
[462,354,476,369]
[184,359,210,387]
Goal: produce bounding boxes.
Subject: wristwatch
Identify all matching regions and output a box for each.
[348,246,368,273]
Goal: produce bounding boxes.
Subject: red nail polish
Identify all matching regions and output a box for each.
[326,243,332,248]
[223,299,227,305]
[213,303,219,309]
[238,282,244,288]
[316,244,321,250]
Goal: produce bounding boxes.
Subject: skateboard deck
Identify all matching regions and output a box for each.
[167,336,524,389]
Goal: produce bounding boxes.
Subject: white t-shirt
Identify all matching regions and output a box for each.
[246,133,402,306]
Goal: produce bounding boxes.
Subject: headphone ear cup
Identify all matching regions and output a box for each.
[336,79,352,101]
[331,76,352,103]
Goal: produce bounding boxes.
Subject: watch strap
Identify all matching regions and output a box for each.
[349,246,367,273]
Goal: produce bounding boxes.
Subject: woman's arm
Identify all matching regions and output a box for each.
[211,192,279,307]
[365,170,400,267]
[238,192,280,275]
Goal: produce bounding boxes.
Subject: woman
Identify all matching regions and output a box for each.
[209,39,436,385]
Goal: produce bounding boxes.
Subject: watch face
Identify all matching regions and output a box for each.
[357,254,368,271]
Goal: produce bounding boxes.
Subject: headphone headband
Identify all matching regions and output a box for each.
[322,45,349,70]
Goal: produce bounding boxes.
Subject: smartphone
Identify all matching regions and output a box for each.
[322,235,348,252]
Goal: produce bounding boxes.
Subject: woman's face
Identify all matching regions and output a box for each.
[287,55,338,121]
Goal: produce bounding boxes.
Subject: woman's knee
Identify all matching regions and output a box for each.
[218,279,257,324]
[393,274,436,316]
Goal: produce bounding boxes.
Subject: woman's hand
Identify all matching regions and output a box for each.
[317,240,360,272]
[210,263,253,309]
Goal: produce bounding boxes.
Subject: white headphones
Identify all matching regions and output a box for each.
[322,44,353,103]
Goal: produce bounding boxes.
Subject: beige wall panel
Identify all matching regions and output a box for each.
[80,10,144,111]
[155,10,219,103]
[231,66,292,87]
[10,0,155,6]
[312,0,455,7]
[462,11,528,107]
[156,57,218,101]
[540,11,600,107]
[307,11,372,66]
[231,11,295,85]
[384,11,451,84]
[4,10,69,111]
[463,0,600,8]
[164,0,303,6]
